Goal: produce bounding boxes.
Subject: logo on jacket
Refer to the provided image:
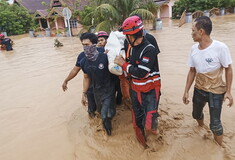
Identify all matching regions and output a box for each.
[98,63,104,69]
[142,57,149,63]
[205,58,213,64]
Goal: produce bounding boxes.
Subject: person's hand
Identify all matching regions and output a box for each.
[62,81,68,91]
[81,93,87,106]
[224,92,233,107]
[114,55,125,66]
[104,49,109,54]
[182,92,190,104]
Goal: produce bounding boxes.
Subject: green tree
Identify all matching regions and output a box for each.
[79,0,159,32]
[172,0,235,19]
[0,1,36,35]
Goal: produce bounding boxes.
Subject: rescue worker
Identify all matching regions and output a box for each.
[97,31,123,105]
[0,34,4,50]
[0,34,13,51]
[120,14,160,109]
[97,31,109,48]
[80,33,116,136]
[115,16,161,147]
[62,33,99,118]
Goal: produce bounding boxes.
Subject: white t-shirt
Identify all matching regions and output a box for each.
[188,40,232,73]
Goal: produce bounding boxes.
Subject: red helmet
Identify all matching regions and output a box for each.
[121,16,143,35]
[97,31,109,38]
[0,34,4,38]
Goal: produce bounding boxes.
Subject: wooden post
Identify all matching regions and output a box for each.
[64,18,67,27]
[157,8,161,19]
[39,19,42,29]
[55,17,59,34]
[47,19,50,29]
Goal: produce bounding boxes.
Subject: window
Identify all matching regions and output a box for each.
[69,19,78,28]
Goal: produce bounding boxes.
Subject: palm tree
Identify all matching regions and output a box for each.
[79,0,159,32]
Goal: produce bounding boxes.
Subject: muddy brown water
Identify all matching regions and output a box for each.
[0,15,235,160]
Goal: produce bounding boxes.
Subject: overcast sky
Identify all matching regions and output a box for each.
[7,0,14,4]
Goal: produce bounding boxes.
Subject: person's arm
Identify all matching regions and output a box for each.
[224,64,233,107]
[62,66,81,91]
[115,47,156,78]
[146,33,160,54]
[183,67,196,104]
[10,39,13,45]
[81,73,90,106]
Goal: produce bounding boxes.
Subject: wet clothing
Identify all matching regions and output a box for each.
[193,88,224,136]
[188,40,232,135]
[123,39,160,92]
[75,47,105,114]
[121,32,160,102]
[195,68,226,94]
[76,51,96,114]
[1,38,13,51]
[97,47,122,104]
[0,39,4,50]
[80,52,116,119]
[121,38,161,145]
[114,76,122,105]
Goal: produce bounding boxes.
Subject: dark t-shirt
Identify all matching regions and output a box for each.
[75,52,85,67]
[1,38,13,51]
[80,52,115,91]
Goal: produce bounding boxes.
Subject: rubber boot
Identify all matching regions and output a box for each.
[103,118,112,136]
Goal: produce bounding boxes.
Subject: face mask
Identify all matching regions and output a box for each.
[83,44,99,61]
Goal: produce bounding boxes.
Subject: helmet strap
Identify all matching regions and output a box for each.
[126,35,138,47]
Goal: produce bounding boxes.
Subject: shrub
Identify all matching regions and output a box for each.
[0,1,36,35]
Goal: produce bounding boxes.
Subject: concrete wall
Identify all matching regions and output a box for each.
[160,0,178,18]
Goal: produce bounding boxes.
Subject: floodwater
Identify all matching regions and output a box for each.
[0,15,235,160]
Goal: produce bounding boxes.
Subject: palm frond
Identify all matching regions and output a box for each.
[78,25,93,34]
[143,1,160,14]
[130,9,154,20]
[95,20,114,32]
[80,12,94,26]
[93,4,120,23]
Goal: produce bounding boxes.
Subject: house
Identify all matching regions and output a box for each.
[154,0,178,18]
[14,0,89,36]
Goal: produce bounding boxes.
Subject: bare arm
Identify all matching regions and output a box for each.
[62,66,81,91]
[183,67,196,104]
[81,74,90,106]
[224,64,233,107]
